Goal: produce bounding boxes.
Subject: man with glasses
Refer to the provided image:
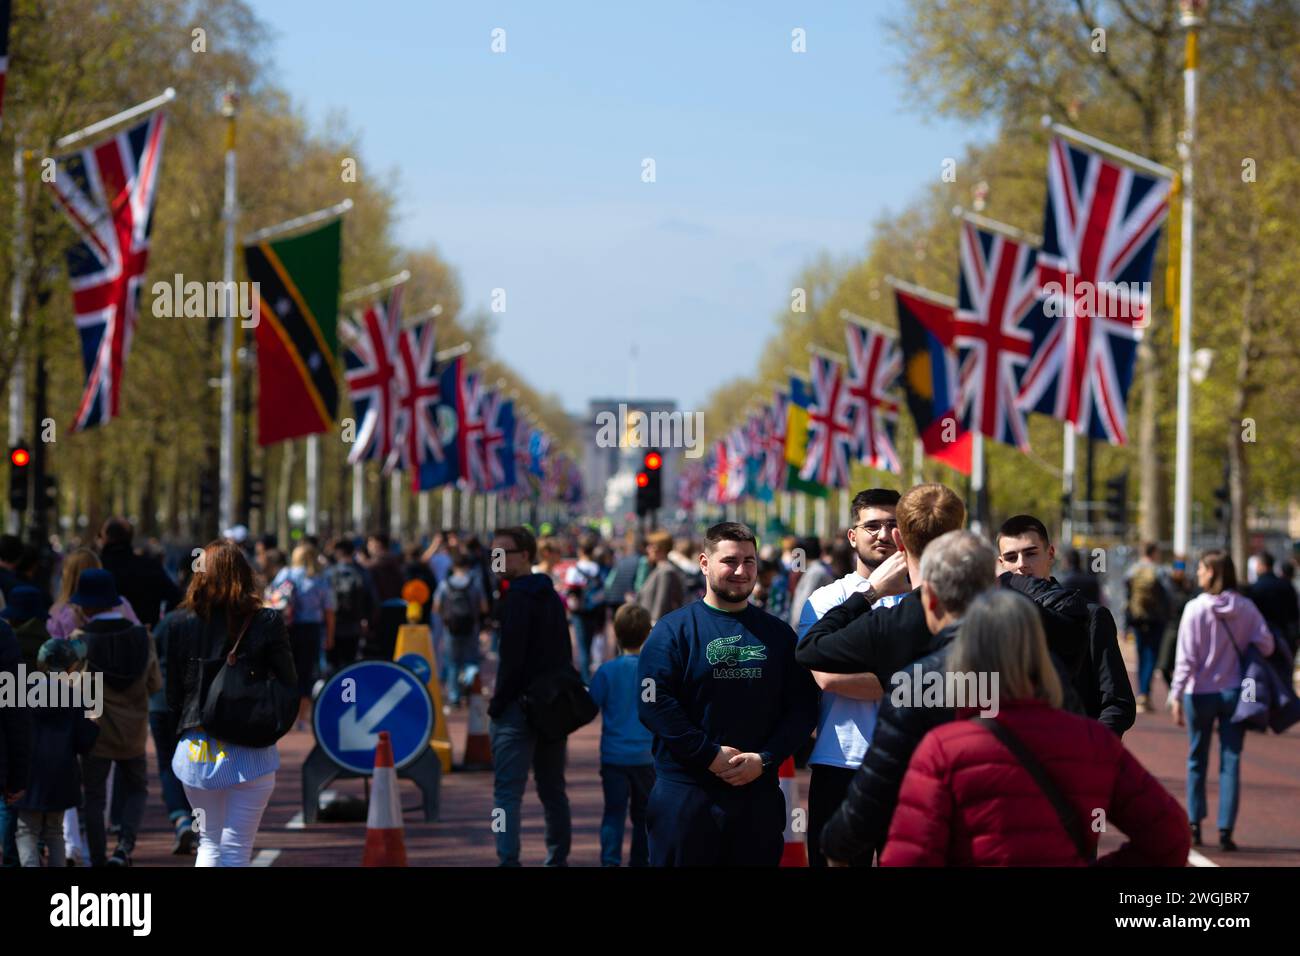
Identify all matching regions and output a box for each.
[487,525,574,866]
[796,488,910,865]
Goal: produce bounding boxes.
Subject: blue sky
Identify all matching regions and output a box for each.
[254,1,992,413]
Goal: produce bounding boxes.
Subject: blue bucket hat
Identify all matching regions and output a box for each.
[68,568,122,608]
[0,585,48,622]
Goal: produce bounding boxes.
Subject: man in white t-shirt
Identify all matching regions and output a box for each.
[796,488,910,867]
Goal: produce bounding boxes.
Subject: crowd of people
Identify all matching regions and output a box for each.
[0,484,1296,868]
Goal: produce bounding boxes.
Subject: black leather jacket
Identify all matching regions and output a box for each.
[163,607,297,735]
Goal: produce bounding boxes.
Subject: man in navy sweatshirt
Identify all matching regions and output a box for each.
[637,521,819,866]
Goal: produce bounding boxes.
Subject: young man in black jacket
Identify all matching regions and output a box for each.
[996,514,1135,737]
[488,525,573,867]
[819,530,996,865]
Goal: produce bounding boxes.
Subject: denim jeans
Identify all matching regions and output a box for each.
[82,754,148,864]
[148,711,192,825]
[599,763,654,866]
[1185,689,1245,831]
[489,701,570,866]
[446,631,480,705]
[1133,621,1165,696]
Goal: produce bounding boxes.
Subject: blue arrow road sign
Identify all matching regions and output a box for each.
[313,660,434,774]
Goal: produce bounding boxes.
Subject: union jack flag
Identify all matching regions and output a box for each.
[724,428,748,502]
[385,321,444,488]
[477,390,515,492]
[763,392,788,492]
[456,366,492,490]
[843,322,902,472]
[1017,136,1171,445]
[954,223,1039,450]
[341,282,404,465]
[799,354,856,489]
[48,111,167,432]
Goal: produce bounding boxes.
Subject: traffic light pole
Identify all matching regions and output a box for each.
[6,148,27,535]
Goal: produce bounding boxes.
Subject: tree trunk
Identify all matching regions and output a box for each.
[1228,217,1261,574]
[276,439,296,549]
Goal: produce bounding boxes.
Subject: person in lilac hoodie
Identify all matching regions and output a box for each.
[1169,550,1274,852]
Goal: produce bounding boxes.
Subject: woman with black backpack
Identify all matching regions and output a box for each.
[165,540,297,867]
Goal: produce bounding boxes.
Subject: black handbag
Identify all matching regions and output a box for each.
[520,664,598,741]
[200,613,297,748]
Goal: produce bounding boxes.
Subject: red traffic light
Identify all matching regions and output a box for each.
[644,451,662,471]
[10,447,30,468]
[636,472,649,488]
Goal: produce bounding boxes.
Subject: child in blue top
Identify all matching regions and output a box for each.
[588,604,655,866]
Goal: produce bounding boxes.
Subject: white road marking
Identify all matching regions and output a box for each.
[1187,849,1219,867]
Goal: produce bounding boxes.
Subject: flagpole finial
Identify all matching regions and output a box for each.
[1040,114,1053,128]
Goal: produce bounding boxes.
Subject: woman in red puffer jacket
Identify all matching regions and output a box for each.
[882,589,1189,867]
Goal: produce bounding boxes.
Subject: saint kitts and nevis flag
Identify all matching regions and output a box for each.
[244,218,343,446]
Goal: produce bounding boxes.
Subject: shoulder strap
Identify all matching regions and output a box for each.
[225,613,255,665]
[976,717,1090,862]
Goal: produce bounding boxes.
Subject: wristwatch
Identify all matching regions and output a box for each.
[861,583,878,606]
[759,752,775,772]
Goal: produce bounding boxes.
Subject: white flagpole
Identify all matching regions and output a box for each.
[1040,116,1176,180]
[814,496,827,539]
[418,489,430,534]
[390,470,403,542]
[884,275,958,308]
[341,270,410,305]
[912,439,924,487]
[243,198,353,246]
[970,432,986,536]
[305,434,320,536]
[351,462,364,535]
[951,206,1043,247]
[839,308,898,340]
[55,88,176,149]
[218,85,239,536]
[442,484,454,530]
[1173,5,1201,562]
[838,488,850,533]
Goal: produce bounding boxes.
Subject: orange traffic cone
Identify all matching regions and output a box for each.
[778,756,808,867]
[362,731,408,867]
[460,672,493,770]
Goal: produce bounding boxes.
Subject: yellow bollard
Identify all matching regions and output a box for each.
[392,580,453,772]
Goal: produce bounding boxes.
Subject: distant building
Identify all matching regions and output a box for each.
[578,398,683,519]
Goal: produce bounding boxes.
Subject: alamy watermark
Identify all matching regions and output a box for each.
[594,403,704,459]
[0,666,103,719]
[151,274,261,327]
[1042,277,1152,325]
[890,666,1000,718]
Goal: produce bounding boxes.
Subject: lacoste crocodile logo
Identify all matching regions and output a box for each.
[707,634,768,666]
